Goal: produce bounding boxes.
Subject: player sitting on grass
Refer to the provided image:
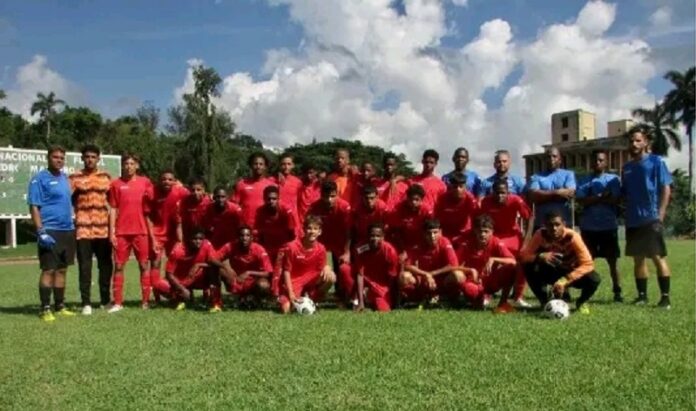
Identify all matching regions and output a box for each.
[164,228,223,312]
[278,215,336,314]
[214,225,274,309]
[400,219,463,307]
[354,223,400,312]
[456,215,517,313]
[519,210,601,314]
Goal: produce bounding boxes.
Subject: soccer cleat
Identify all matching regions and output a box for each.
[513,298,532,309]
[81,305,93,316]
[493,302,516,314]
[577,304,591,315]
[175,302,186,311]
[633,296,648,306]
[209,305,222,313]
[482,295,492,309]
[657,295,671,310]
[141,303,150,310]
[39,310,55,322]
[56,308,76,317]
[107,304,124,314]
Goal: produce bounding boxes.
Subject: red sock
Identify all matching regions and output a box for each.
[140,274,152,304]
[112,274,125,305]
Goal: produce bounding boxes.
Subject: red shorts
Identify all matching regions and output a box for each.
[150,236,178,261]
[224,276,258,296]
[365,288,393,312]
[278,274,322,306]
[114,235,149,265]
[462,265,516,301]
[174,267,212,289]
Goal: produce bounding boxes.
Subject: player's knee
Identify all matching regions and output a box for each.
[462,282,481,300]
[256,278,271,292]
[400,271,415,287]
[450,270,465,284]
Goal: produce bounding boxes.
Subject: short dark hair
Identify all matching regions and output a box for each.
[493,178,508,192]
[367,222,385,234]
[81,144,100,156]
[190,227,206,238]
[47,145,66,156]
[406,184,425,199]
[423,218,441,231]
[248,151,269,167]
[473,214,494,231]
[383,152,398,165]
[591,149,607,159]
[447,172,467,186]
[189,176,207,188]
[160,168,175,177]
[453,147,469,158]
[238,225,252,234]
[212,185,227,195]
[422,149,439,161]
[301,163,318,174]
[627,124,651,140]
[121,153,140,164]
[321,180,338,195]
[494,149,510,160]
[544,209,565,223]
[263,185,279,197]
[362,184,378,196]
[279,153,294,161]
[304,214,323,229]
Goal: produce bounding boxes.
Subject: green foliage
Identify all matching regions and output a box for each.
[665,168,696,238]
[29,91,65,144]
[631,103,681,156]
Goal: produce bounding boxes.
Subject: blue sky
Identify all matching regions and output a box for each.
[1,0,692,118]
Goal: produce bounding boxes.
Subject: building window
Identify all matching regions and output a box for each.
[561,117,569,128]
[562,133,569,142]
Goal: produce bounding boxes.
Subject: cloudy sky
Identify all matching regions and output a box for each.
[1,0,694,174]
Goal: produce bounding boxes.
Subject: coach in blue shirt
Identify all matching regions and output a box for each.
[27,146,76,321]
[528,147,576,229]
[480,149,526,196]
[622,127,673,309]
[442,147,482,196]
[577,150,623,302]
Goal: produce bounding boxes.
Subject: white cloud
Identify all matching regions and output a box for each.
[1,55,86,121]
[649,6,672,30]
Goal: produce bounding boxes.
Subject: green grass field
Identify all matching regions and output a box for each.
[0,241,694,410]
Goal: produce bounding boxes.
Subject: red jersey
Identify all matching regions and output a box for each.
[353,241,399,296]
[297,180,321,223]
[254,204,298,260]
[150,185,189,240]
[435,191,479,245]
[233,177,276,227]
[327,171,356,204]
[408,174,446,210]
[165,240,216,279]
[456,231,514,273]
[216,241,273,275]
[351,199,389,245]
[479,194,531,238]
[308,198,352,255]
[178,194,212,240]
[386,200,434,251]
[405,236,458,271]
[109,176,153,236]
[375,178,408,210]
[280,239,327,280]
[273,174,303,211]
[202,201,243,249]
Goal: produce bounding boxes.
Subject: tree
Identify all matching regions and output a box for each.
[663,67,695,189]
[631,102,681,156]
[664,168,696,238]
[136,101,160,134]
[0,89,5,100]
[30,91,65,145]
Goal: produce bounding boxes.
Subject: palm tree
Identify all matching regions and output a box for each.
[663,67,695,189]
[631,102,681,156]
[30,91,65,144]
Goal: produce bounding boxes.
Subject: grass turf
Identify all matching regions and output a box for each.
[0,241,694,410]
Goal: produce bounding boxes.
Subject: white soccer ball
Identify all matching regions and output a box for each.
[543,299,570,320]
[293,296,317,315]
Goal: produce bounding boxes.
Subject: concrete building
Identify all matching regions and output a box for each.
[525,110,631,178]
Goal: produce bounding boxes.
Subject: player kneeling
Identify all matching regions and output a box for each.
[354,223,400,312]
[215,226,273,309]
[400,219,464,306]
[519,210,601,314]
[456,215,517,313]
[164,228,223,312]
[278,215,336,314]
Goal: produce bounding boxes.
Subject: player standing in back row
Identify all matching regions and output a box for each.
[622,127,673,309]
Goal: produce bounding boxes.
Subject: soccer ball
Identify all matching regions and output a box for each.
[293,296,317,315]
[543,299,570,320]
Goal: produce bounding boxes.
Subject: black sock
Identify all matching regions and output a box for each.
[635,278,647,297]
[53,287,65,310]
[39,286,51,310]
[613,285,622,294]
[657,276,670,296]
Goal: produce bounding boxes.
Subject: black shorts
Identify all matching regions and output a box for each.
[38,230,76,271]
[625,222,667,258]
[580,229,620,259]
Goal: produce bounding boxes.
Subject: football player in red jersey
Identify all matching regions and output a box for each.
[254,185,298,263]
[435,173,478,248]
[351,184,389,246]
[408,149,446,211]
[297,163,322,226]
[354,223,400,312]
[202,186,243,249]
[387,184,433,254]
[375,153,408,210]
[177,177,211,242]
[278,215,336,314]
[233,152,276,228]
[327,148,357,203]
[273,154,303,212]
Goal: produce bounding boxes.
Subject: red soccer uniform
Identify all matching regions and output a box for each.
[150,184,189,249]
[353,240,399,301]
[177,194,212,241]
[456,231,515,273]
[479,194,531,253]
[278,239,327,305]
[297,180,321,223]
[233,177,276,227]
[375,178,408,210]
[327,171,357,204]
[406,236,458,272]
[386,200,433,252]
[165,240,217,288]
[109,176,153,236]
[308,198,352,255]
[273,174,303,211]
[202,201,243,249]
[408,174,446,211]
[351,199,389,245]
[254,204,298,262]
[216,241,273,296]
[435,191,479,247]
